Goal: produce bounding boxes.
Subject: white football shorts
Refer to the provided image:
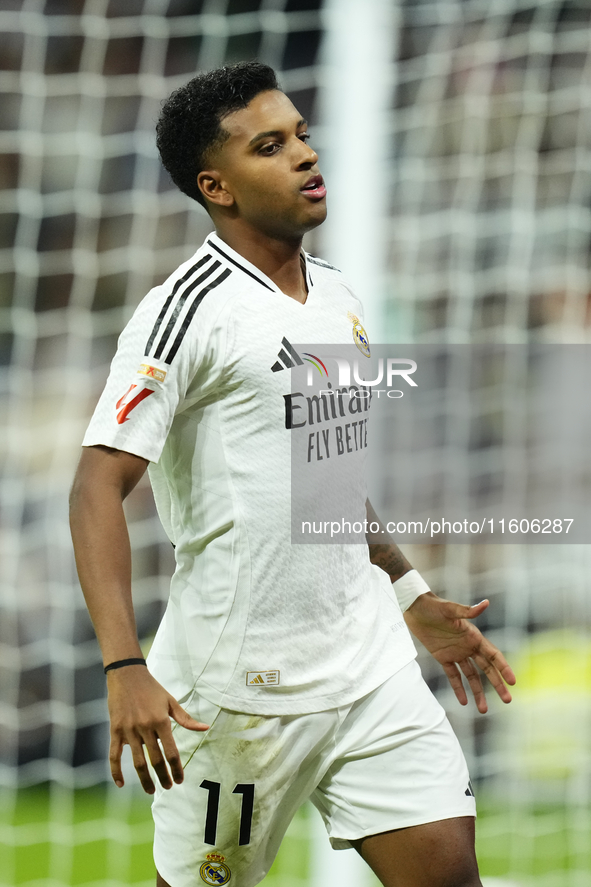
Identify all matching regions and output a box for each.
[152,660,476,887]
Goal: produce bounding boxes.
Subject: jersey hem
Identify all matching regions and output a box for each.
[193,649,417,716]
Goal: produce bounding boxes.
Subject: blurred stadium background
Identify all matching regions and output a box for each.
[1,1,591,885]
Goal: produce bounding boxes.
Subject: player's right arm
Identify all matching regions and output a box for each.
[69,444,208,794]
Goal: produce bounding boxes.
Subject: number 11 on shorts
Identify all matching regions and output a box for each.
[200,780,255,846]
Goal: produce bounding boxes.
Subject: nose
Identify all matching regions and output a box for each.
[295,139,318,169]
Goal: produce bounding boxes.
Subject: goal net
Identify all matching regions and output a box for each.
[384,3,591,886]
[0,2,327,886]
[1,1,590,886]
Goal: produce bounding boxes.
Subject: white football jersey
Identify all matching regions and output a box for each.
[83,232,416,714]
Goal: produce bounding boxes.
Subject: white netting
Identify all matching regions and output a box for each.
[2,1,591,885]
[0,2,326,885]
[382,2,591,885]
[387,0,591,345]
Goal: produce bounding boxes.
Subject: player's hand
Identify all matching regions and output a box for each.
[403,592,516,714]
[106,666,209,794]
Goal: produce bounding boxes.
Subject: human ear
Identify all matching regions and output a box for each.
[197,171,234,208]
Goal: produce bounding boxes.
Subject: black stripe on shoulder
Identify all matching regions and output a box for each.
[208,240,274,292]
[307,256,341,272]
[164,267,233,365]
[153,261,221,360]
[146,254,213,355]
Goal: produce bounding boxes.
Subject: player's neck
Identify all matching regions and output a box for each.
[213,224,307,303]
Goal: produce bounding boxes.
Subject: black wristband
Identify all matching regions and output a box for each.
[104,657,147,674]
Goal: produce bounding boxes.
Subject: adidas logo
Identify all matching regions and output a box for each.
[246,670,280,686]
[271,338,304,372]
[465,780,475,797]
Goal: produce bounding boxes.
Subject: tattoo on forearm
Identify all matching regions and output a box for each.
[368,543,412,583]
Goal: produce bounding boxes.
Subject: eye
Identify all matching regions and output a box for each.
[259,142,281,155]
[299,132,311,143]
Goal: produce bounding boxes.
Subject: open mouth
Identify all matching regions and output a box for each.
[300,175,327,199]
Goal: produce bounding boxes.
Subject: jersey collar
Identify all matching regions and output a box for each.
[206,232,313,298]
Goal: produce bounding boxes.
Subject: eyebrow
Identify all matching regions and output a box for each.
[248,118,307,147]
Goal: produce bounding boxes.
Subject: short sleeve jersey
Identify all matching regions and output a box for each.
[83,232,416,715]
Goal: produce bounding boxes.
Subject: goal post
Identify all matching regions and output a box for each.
[318,0,397,338]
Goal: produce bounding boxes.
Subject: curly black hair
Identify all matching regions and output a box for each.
[156,61,280,208]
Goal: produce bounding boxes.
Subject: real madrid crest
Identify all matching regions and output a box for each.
[348,311,371,358]
[200,851,231,885]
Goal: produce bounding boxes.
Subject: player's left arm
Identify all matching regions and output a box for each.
[366,499,516,714]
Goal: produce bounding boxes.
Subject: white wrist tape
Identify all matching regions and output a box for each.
[392,569,431,612]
